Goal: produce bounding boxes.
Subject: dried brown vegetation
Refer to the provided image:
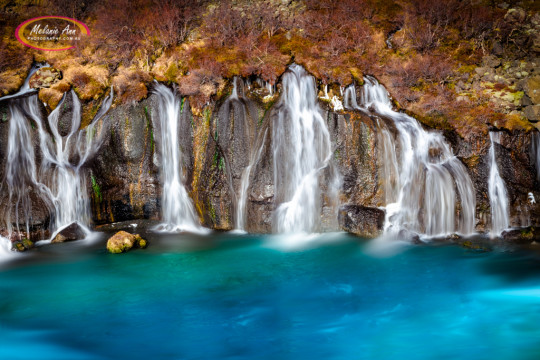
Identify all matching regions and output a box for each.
[0,0,535,133]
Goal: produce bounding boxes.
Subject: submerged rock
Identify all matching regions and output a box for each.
[51,222,87,243]
[106,230,147,254]
[338,205,385,238]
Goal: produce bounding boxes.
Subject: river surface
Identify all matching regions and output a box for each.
[1,231,540,359]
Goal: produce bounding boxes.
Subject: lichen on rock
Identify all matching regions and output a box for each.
[106,231,148,254]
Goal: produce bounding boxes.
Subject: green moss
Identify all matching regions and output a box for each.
[457,65,476,74]
[134,234,148,249]
[144,106,151,128]
[143,106,155,152]
[14,243,25,252]
[209,203,217,223]
[520,227,535,240]
[203,107,212,125]
[91,175,102,203]
[22,238,34,249]
[164,63,179,82]
[138,238,148,248]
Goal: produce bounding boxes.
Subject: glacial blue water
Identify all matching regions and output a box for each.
[1,232,540,360]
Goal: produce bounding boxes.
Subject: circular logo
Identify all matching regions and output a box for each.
[15,16,90,51]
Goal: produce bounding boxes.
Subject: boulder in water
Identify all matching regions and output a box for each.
[502,227,540,244]
[106,231,147,254]
[338,205,385,238]
[51,222,87,243]
[12,238,34,252]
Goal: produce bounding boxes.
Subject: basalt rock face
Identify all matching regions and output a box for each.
[325,109,383,208]
[83,85,540,236]
[192,84,267,231]
[493,130,540,227]
[90,95,161,224]
[449,127,540,231]
[2,76,540,240]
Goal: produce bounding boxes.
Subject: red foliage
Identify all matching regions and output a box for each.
[386,55,453,89]
[70,71,91,89]
[90,0,207,66]
[204,2,257,47]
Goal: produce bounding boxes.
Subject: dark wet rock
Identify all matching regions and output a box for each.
[446,233,463,241]
[338,204,385,238]
[106,230,147,253]
[29,67,62,89]
[244,118,274,233]
[493,131,540,228]
[90,94,161,225]
[501,226,540,244]
[326,108,383,209]
[56,91,77,137]
[397,229,421,243]
[51,222,86,243]
[194,83,266,231]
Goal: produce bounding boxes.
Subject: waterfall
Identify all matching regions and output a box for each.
[347,77,476,237]
[377,120,400,205]
[1,64,112,245]
[272,64,338,233]
[488,132,509,237]
[152,83,203,233]
[37,89,113,240]
[1,64,48,239]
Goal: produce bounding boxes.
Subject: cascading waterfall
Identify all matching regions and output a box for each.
[152,83,202,233]
[488,132,509,237]
[272,64,338,233]
[37,89,113,239]
[1,64,113,246]
[346,77,476,237]
[1,64,49,238]
[377,120,400,205]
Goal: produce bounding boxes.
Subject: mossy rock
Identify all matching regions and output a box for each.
[106,231,148,254]
[12,238,35,252]
[29,67,62,89]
